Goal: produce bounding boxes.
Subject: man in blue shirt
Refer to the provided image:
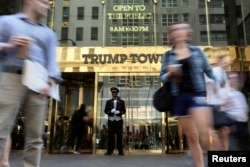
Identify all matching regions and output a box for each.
[0,0,62,166]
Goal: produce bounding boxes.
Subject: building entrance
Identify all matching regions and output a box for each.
[11,72,187,155]
[48,72,95,154]
[95,73,186,154]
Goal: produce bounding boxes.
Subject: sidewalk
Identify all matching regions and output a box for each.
[9,152,201,167]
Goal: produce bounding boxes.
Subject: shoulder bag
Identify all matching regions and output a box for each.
[153,82,173,112]
[152,51,173,113]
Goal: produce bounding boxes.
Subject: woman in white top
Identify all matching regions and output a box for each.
[216,72,249,150]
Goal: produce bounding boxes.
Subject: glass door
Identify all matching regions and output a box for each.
[48,72,95,154]
[52,84,79,152]
[166,116,189,154]
[96,73,164,154]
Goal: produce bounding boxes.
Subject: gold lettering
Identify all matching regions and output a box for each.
[145,13,151,19]
[107,13,123,19]
[113,5,133,12]
[110,26,149,32]
[135,5,145,11]
[110,26,125,32]
[147,54,162,63]
[113,5,146,12]
[126,27,132,31]
[107,13,152,20]
[125,13,152,19]
[107,54,119,63]
[82,54,162,64]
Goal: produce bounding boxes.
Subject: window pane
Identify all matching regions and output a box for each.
[121,33,139,46]
[162,32,168,45]
[76,27,83,41]
[182,14,189,22]
[111,19,118,25]
[108,76,116,83]
[77,7,84,20]
[182,0,189,6]
[143,32,150,45]
[162,14,178,26]
[91,27,98,40]
[62,7,69,22]
[112,0,118,4]
[143,18,150,25]
[200,32,207,42]
[61,27,68,40]
[162,0,178,7]
[111,33,118,45]
[92,7,99,20]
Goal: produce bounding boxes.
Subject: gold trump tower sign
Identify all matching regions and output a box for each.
[56,46,234,73]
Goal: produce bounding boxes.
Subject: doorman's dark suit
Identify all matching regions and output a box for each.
[104,96,126,154]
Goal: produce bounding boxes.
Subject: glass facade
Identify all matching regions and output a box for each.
[0,0,250,154]
[96,74,163,153]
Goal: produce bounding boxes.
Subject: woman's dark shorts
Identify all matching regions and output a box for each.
[172,92,208,117]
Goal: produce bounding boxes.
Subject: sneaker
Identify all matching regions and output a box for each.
[60,145,68,154]
[73,150,81,155]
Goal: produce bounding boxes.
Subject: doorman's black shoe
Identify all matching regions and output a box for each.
[104,152,112,155]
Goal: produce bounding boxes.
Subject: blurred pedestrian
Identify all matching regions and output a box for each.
[206,55,230,105]
[205,55,231,150]
[212,55,230,88]
[227,73,249,151]
[160,22,215,167]
[212,80,235,151]
[0,0,62,166]
[65,104,91,154]
[104,87,126,155]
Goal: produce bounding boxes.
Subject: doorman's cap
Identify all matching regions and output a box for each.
[110,87,119,93]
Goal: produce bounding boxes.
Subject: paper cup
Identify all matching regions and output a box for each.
[16,36,35,59]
